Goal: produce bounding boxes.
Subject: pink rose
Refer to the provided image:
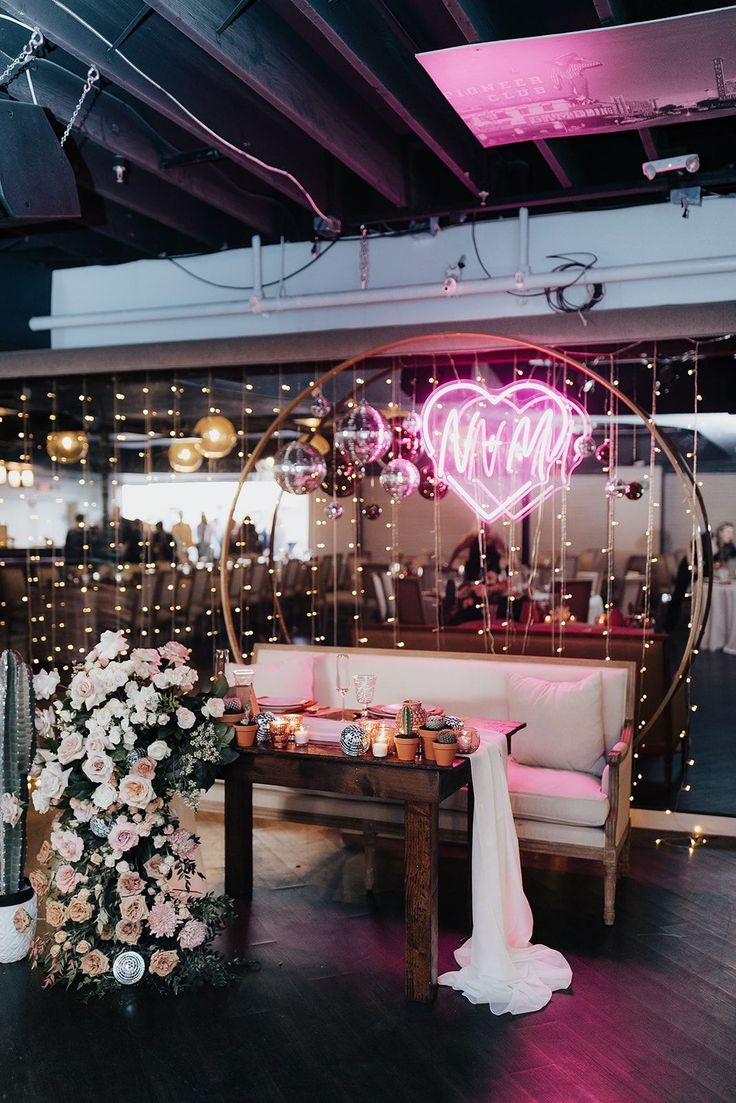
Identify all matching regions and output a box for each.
[118,775,155,810]
[57,732,85,766]
[117,871,145,897]
[94,630,129,662]
[82,752,114,785]
[50,827,83,863]
[108,822,139,853]
[69,669,107,712]
[148,897,178,938]
[175,707,196,731]
[178,919,208,950]
[13,907,32,934]
[130,756,156,780]
[0,791,23,827]
[79,949,109,977]
[159,641,190,666]
[29,870,48,897]
[149,949,179,977]
[84,735,107,756]
[144,854,169,881]
[120,895,148,923]
[55,864,83,895]
[169,828,198,859]
[114,919,142,945]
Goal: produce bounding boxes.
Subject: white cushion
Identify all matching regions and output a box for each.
[252,652,315,701]
[507,671,606,775]
[507,759,609,828]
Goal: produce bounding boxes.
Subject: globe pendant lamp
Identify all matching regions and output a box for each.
[46,430,88,464]
[168,439,204,473]
[193,415,237,459]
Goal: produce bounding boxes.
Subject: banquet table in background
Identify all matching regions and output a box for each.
[699,582,736,654]
[222,717,571,1013]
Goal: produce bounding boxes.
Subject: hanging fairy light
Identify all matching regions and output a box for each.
[46,430,88,464]
[168,439,204,473]
[193,415,237,459]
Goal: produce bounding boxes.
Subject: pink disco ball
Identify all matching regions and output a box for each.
[380,458,420,504]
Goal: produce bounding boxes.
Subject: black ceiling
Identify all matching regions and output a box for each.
[0,0,735,275]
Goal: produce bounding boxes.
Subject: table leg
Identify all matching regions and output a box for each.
[404,800,438,1002]
[224,772,253,898]
[466,779,474,933]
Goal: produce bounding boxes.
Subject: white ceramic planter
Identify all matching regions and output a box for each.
[0,881,37,963]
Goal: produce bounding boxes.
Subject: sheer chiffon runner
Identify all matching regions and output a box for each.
[438,727,572,1015]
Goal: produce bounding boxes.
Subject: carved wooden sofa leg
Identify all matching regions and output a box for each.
[603,853,617,926]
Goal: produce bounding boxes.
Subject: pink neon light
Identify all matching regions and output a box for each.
[420,379,592,524]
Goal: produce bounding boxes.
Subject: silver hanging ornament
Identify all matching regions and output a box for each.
[335,401,390,471]
[89,816,111,838]
[380,458,420,504]
[112,950,146,985]
[575,435,597,458]
[325,502,344,520]
[273,441,326,496]
[605,479,627,498]
[309,390,331,419]
[126,749,143,768]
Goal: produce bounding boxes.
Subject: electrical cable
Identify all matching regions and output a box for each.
[49,0,336,225]
[471,218,494,280]
[165,238,337,290]
[543,253,605,314]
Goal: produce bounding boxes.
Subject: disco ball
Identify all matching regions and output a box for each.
[126,749,143,767]
[335,401,390,470]
[112,951,146,986]
[625,481,644,501]
[390,417,422,461]
[89,816,110,839]
[380,458,420,503]
[362,503,383,520]
[193,415,237,459]
[273,441,326,496]
[325,502,344,520]
[575,435,597,459]
[309,390,331,419]
[605,479,627,498]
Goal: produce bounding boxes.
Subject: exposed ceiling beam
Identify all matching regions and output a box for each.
[75,189,208,256]
[0,227,146,263]
[639,128,659,162]
[534,140,574,190]
[0,50,278,235]
[275,0,482,197]
[70,139,244,249]
[1,0,329,216]
[146,0,409,207]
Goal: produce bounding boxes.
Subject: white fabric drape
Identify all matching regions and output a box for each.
[438,728,572,1015]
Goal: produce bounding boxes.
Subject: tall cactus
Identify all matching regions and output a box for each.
[0,651,36,897]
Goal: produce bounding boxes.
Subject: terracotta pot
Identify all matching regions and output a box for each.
[418,730,437,762]
[432,741,458,767]
[235,723,258,748]
[394,736,419,762]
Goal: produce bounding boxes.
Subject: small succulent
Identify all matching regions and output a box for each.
[424,715,447,731]
[443,715,463,730]
[435,730,458,744]
[223,697,244,714]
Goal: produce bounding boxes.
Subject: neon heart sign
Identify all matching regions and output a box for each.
[420,379,592,523]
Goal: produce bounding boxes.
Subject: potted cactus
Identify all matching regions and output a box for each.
[418,714,447,762]
[394,704,419,763]
[0,650,37,963]
[432,730,458,767]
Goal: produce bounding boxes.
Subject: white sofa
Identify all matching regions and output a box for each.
[250,644,635,924]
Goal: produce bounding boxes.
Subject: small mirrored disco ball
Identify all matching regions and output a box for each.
[112,951,146,985]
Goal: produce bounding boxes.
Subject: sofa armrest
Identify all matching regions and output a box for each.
[605,720,634,848]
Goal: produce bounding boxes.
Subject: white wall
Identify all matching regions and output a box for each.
[0,469,102,548]
[41,197,736,349]
[663,472,735,554]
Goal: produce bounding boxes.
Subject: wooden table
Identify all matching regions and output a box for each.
[222,722,523,1002]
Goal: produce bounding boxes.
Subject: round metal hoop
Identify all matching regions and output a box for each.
[219,332,710,746]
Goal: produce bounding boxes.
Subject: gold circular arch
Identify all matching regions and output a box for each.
[219,332,711,747]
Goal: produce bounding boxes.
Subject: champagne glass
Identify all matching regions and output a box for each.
[353,673,377,722]
[336,653,350,720]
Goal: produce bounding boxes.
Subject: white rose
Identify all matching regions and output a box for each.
[175,707,196,731]
[33,669,60,701]
[57,731,85,766]
[69,669,107,712]
[34,706,55,739]
[156,714,170,726]
[118,774,155,809]
[92,782,116,810]
[202,697,225,719]
[85,734,107,755]
[98,662,129,694]
[95,630,129,662]
[36,761,71,805]
[147,740,171,761]
[82,752,114,785]
[1,792,23,827]
[31,789,50,814]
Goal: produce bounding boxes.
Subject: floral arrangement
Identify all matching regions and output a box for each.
[28,632,238,993]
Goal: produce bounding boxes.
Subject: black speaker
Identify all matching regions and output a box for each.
[0,100,80,222]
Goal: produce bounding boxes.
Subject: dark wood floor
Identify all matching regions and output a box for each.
[2,818,736,1103]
